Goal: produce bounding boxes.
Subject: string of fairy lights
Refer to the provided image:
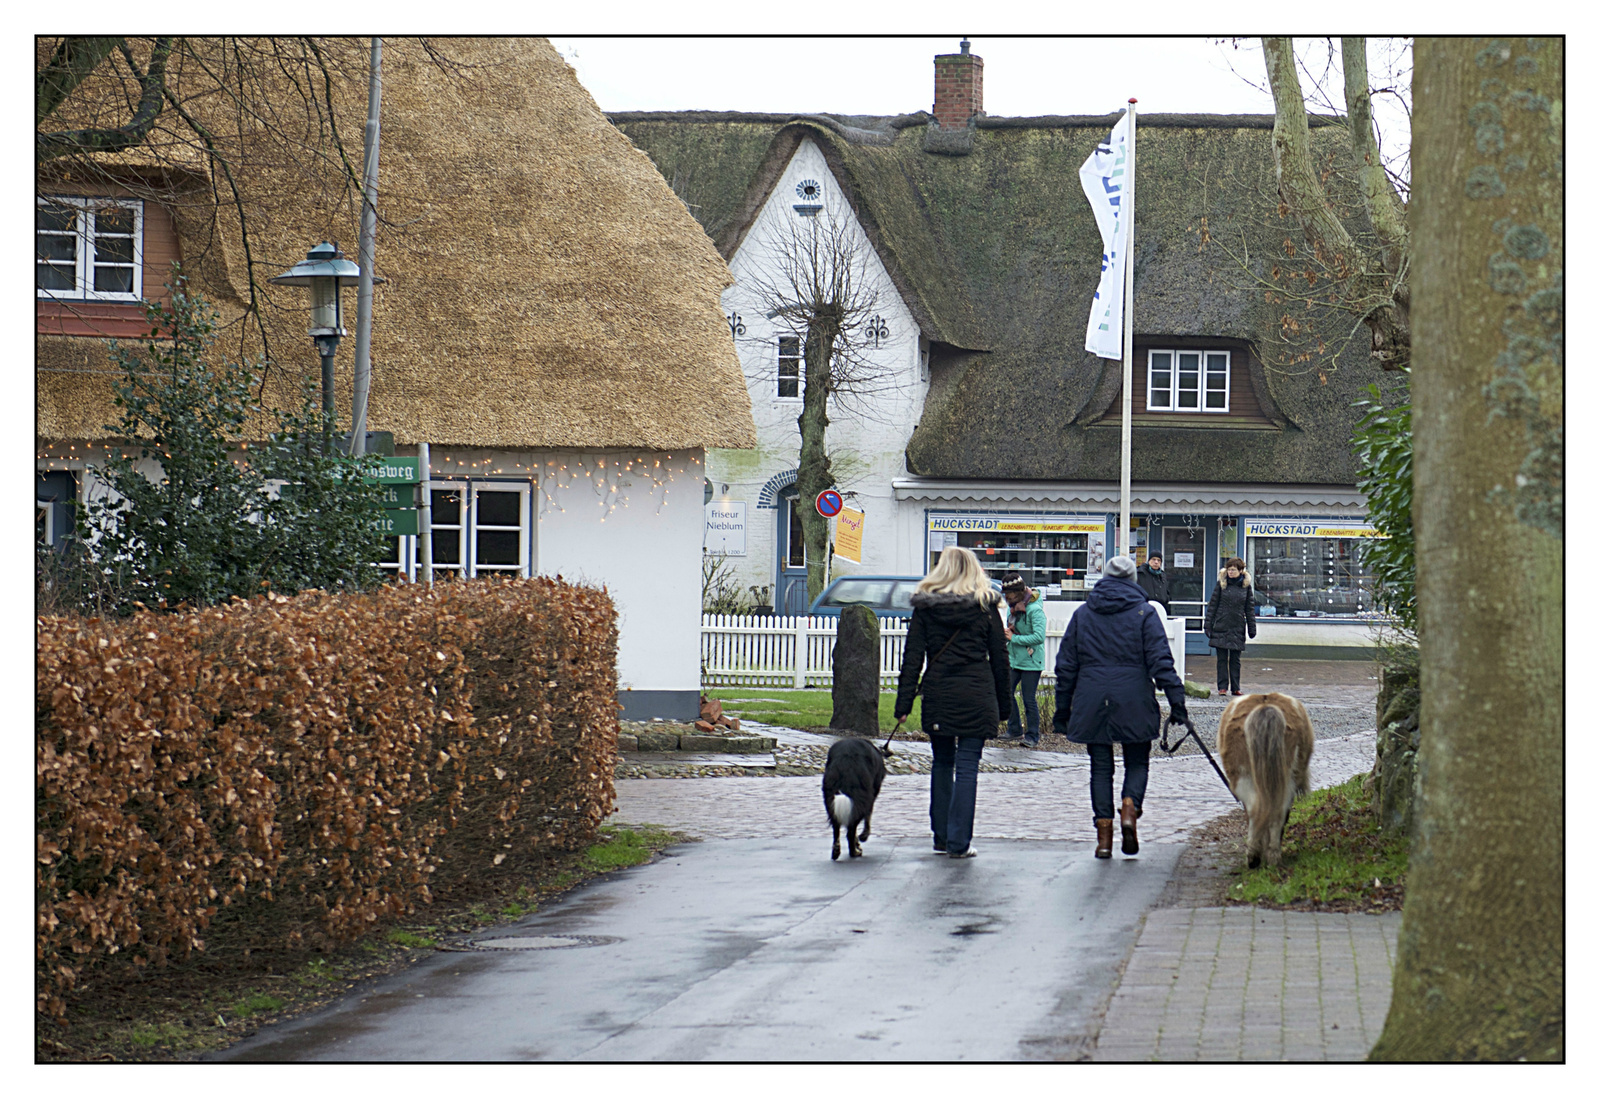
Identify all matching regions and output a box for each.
[36,442,701,520]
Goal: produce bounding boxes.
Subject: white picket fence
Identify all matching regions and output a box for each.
[700,611,1187,688]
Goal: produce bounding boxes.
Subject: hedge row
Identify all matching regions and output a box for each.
[36,577,619,1016]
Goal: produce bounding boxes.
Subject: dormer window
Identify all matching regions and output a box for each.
[1147,349,1230,413]
[37,196,144,302]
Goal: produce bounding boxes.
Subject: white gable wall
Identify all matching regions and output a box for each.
[708,138,929,607]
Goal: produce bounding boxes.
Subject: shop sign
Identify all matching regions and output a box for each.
[1241,519,1386,539]
[704,501,747,556]
[833,506,865,563]
[928,515,1107,534]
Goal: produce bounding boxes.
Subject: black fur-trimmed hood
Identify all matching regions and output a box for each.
[909,590,996,611]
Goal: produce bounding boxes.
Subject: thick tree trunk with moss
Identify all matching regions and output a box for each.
[795,318,840,604]
[1369,37,1562,1062]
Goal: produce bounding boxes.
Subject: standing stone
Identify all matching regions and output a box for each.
[830,604,881,734]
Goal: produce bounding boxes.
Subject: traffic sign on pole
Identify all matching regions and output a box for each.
[816,489,843,518]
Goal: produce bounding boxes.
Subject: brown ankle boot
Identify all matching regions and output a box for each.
[1120,797,1140,855]
[1095,819,1114,859]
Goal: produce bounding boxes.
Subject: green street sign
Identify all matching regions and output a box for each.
[373,509,419,536]
[366,457,420,484]
[377,483,415,508]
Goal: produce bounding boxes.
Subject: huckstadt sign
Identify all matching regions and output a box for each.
[928,515,1107,534]
[1241,519,1386,539]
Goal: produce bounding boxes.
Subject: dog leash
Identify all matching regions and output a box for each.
[1161,714,1238,802]
[880,716,904,758]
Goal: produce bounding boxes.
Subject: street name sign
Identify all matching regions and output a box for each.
[367,457,421,484]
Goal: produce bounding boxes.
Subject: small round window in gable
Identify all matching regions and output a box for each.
[793,178,823,217]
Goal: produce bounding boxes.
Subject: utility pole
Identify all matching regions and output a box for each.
[350,37,383,457]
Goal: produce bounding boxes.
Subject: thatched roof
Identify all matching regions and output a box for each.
[38,38,755,451]
[614,109,1400,485]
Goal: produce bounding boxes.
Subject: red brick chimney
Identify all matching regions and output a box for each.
[932,39,984,130]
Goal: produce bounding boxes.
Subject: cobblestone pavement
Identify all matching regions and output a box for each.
[1092,906,1402,1062]
[611,730,1375,847]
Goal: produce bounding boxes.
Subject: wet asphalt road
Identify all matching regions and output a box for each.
[218,837,1179,1062]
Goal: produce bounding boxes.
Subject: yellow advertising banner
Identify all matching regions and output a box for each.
[833,506,865,563]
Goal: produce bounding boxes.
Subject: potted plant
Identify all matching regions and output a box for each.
[749,585,773,616]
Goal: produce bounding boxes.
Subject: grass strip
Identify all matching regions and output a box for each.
[1228,774,1408,910]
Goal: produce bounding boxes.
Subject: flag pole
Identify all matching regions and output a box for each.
[1119,98,1138,560]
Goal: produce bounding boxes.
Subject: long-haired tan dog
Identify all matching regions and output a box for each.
[1217,692,1315,868]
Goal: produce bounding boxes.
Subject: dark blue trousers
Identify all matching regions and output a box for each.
[1007,667,1042,741]
[1088,741,1151,822]
[929,735,985,854]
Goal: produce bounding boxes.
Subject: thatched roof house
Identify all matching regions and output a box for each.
[38,37,755,453]
[613,108,1390,485]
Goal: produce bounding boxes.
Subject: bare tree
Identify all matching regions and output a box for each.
[746,215,887,602]
[1258,36,1412,373]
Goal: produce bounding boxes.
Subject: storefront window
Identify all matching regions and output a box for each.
[1243,519,1385,618]
[927,514,1108,603]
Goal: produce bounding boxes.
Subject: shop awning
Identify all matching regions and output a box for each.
[891,479,1367,516]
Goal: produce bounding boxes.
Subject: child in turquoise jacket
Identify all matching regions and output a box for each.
[1000,573,1048,746]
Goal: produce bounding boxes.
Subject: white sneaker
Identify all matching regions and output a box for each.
[948,847,977,859]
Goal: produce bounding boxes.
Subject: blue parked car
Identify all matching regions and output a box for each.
[807,575,1002,619]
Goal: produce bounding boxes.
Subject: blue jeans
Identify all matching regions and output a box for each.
[1088,741,1151,822]
[930,735,985,854]
[1007,667,1042,740]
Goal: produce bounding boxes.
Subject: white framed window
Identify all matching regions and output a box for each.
[386,481,533,580]
[469,482,531,576]
[1147,349,1230,413]
[37,196,144,301]
[777,335,802,400]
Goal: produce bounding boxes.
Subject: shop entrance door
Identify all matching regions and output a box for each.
[1162,526,1207,622]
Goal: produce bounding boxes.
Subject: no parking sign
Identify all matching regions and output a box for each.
[815,489,843,518]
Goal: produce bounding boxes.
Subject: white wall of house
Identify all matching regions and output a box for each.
[709,137,930,605]
[533,448,706,719]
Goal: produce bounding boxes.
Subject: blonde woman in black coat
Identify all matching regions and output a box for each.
[894,546,1009,858]
[1204,556,1257,696]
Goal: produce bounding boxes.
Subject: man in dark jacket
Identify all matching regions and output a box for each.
[1054,555,1189,858]
[1135,553,1171,615]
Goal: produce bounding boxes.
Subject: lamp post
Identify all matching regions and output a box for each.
[270,242,383,452]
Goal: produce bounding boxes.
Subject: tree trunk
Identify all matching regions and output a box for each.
[794,318,839,604]
[1369,37,1562,1061]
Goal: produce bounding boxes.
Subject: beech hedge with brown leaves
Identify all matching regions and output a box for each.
[36,577,619,1016]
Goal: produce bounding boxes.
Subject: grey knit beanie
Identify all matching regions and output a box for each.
[1104,555,1136,578]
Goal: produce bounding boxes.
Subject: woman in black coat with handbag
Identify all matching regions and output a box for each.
[1204,556,1257,696]
[1054,555,1189,859]
[894,546,1010,859]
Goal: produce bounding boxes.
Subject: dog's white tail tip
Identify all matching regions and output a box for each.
[831,793,853,826]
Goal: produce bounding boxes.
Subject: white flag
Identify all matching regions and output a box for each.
[1080,113,1130,359]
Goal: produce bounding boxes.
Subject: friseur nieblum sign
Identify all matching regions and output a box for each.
[1241,519,1386,539]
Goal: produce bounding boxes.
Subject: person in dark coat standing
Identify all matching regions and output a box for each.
[1054,555,1189,858]
[1204,556,1257,696]
[1135,553,1171,616]
[894,546,1009,858]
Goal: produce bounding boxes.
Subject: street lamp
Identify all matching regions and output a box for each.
[269,241,383,450]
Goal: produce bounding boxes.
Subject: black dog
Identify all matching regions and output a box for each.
[822,737,889,860]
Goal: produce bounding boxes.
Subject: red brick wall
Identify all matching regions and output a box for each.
[933,52,984,130]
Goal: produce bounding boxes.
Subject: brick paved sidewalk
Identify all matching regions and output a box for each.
[1092,906,1401,1061]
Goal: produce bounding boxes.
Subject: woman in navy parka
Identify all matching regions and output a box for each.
[1053,555,1189,858]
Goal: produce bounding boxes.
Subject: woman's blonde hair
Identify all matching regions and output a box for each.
[918,545,999,605]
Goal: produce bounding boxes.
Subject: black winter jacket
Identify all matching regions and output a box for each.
[894,591,1010,738]
[1135,563,1171,614]
[1204,573,1257,650]
[1052,575,1187,744]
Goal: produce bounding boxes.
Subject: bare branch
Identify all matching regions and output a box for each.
[37,37,173,161]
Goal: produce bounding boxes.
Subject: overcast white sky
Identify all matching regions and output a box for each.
[550,36,1412,183]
